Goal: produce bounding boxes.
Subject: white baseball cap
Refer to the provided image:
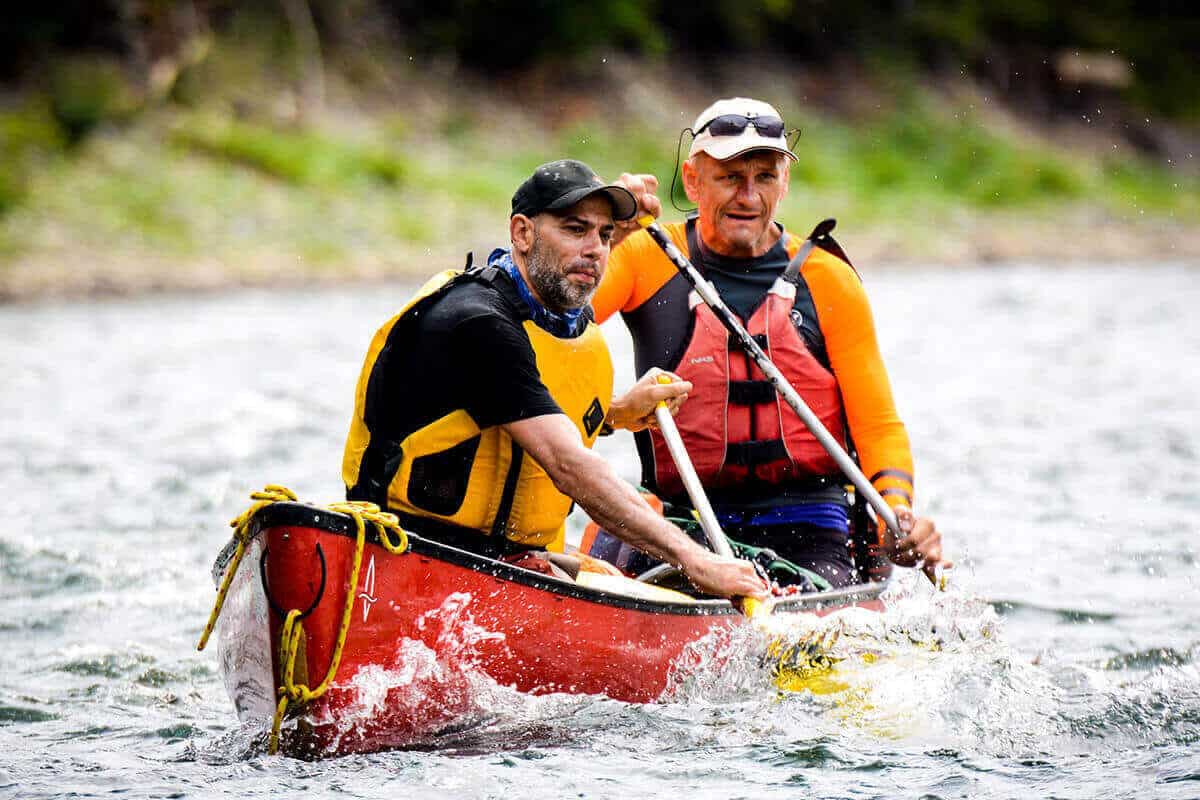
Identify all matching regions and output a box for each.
[688,97,797,162]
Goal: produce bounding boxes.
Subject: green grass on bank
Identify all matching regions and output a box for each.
[0,104,63,215]
[0,83,1196,288]
[173,118,408,188]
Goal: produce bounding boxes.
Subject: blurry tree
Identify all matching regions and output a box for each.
[279,0,325,118]
[376,0,664,69]
[2,0,1197,118]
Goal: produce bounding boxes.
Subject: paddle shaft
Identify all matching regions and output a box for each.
[652,381,735,559]
[653,378,768,617]
[638,218,901,540]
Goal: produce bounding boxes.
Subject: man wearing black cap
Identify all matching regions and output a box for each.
[341,159,767,601]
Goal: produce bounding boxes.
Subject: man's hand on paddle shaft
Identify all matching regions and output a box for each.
[885,507,952,583]
[611,173,661,250]
[678,549,770,601]
[607,368,692,432]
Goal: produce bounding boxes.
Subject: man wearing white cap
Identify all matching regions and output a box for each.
[595,98,947,589]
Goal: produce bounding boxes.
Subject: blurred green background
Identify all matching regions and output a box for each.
[1,0,1196,299]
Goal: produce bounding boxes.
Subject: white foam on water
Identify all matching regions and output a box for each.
[658,570,1073,755]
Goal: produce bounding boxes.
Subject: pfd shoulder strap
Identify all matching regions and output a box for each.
[684,213,702,270]
[783,218,839,284]
[449,253,532,322]
[490,440,524,539]
[780,221,845,371]
[783,218,860,284]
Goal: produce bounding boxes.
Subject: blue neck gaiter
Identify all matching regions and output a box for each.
[488,248,585,338]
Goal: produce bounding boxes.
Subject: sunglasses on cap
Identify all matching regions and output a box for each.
[694,113,786,139]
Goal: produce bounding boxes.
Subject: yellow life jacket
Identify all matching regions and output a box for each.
[341,266,614,552]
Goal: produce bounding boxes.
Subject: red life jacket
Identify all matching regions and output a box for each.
[649,257,847,499]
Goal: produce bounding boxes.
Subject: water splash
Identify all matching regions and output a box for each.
[662,574,1037,749]
[414,591,507,657]
[298,593,515,755]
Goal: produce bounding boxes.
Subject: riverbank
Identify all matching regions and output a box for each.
[2,53,1197,302]
[3,208,1196,304]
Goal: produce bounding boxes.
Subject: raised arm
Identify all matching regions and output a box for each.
[591,172,662,324]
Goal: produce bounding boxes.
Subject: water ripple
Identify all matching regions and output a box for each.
[3,267,1200,797]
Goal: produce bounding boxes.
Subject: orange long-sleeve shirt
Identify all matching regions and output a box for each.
[593,221,915,517]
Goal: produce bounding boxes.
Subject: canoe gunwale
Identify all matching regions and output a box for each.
[211,501,887,619]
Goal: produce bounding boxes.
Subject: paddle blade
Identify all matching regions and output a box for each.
[767,625,845,693]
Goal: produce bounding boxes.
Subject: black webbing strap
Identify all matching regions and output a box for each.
[490,439,524,538]
[782,219,838,285]
[782,241,815,285]
[728,380,777,405]
[725,439,790,466]
[685,213,702,269]
[347,441,402,508]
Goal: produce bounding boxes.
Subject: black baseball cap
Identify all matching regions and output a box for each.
[511,159,638,221]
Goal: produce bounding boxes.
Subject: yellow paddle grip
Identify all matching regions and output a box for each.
[655,372,673,411]
[740,596,772,621]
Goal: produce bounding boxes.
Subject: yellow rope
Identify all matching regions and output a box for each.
[194,486,409,754]
[267,509,366,753]
[327,501,410,556]
[196,485,298,652]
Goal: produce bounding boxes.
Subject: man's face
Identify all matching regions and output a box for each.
[683,151,789,258]
[522,194,616,313]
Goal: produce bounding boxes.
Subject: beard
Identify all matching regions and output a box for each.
[526,233,598,313]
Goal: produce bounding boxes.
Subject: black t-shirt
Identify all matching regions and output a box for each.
[364,276,563,446]
[690,220,792,322]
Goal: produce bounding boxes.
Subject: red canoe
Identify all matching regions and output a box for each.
[210,501,887,756]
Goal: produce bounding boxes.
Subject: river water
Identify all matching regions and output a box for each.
[1,263,1197,799]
